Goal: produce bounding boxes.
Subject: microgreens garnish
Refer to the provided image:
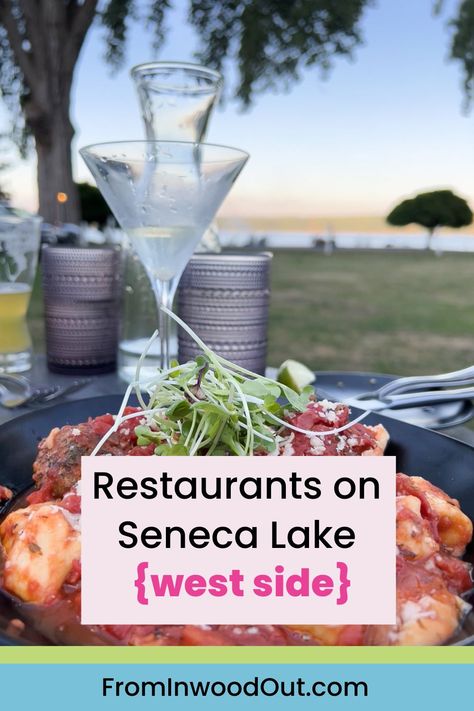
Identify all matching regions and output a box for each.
[90,308,369,456]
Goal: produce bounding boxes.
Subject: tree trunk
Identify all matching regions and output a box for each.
[35,111,80,225]
[427,228,435,250]
[0,0,99,225]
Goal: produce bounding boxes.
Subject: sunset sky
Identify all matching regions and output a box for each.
[1,0,473,219]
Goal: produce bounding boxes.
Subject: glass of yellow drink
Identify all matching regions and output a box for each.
[0,215,41,373]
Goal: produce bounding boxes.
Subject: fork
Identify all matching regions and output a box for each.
[376,365,474,399]
[347,386,474,412]
[0,377,90,409]
[315,365,474,413]
[36,379,91,404]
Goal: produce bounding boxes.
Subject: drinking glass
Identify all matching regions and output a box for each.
[0,216,41,373]
[178,252,273,374]
[117,62,224,380]
[42,246,121,374]
[118,234,164,381]
[80,140,249,370]
[131,61,223,142]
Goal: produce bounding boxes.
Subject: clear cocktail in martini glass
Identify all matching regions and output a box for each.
[80,140,249,369]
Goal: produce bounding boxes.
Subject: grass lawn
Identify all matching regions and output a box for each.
[28,249,474,376]
[267,249,474,375]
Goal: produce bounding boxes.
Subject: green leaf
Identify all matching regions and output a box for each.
[209,446,228,456]
[206,414,227,440]
[241,378,280,399]
[155,443,189,456]
[195,354,208,368]
[168,360,181,378]
[279,384,305,412]
[257,436,277,453]
[262,395,282,414]
[221,425,246,456]
[134,425,163,444]
[193,401,229,418]
[166,399,191,420]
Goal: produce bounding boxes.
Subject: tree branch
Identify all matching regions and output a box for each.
[63,0,99,75]
[17,0,46,61]
[0,0,37,91]
[70,0,98,45]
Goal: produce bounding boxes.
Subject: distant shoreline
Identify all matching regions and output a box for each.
[217,229,474,252]
[218,215,474,236]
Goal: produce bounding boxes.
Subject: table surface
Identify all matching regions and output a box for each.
[0,355,125,427]
[1,356,474,446]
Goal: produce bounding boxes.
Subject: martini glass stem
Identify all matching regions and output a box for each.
[156,279,174,370]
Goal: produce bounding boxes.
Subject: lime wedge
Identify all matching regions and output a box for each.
[276,359,315,393]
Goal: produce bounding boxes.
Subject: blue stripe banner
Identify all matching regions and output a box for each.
[0,662,470,709]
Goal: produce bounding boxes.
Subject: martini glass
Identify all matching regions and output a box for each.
[80,140,249,369]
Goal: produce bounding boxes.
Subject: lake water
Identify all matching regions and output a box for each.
[219,230,474,252]
[102,226,474,252]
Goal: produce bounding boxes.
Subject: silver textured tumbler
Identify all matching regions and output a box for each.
[177,252,272,374]
[42,246,121,374]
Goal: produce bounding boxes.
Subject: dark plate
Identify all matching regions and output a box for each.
[0,395,474,645]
